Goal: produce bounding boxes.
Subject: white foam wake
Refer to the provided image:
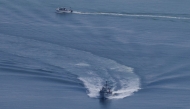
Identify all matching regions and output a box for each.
[73,11,190,20]
[0,34,141,99]
[77,63,141,99]
[79,77,140,99]
[110,78,140,99]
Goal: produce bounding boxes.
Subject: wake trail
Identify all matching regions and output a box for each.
[73,11,190,20]
[0,34,140,99]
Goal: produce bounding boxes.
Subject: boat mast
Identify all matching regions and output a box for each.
[105,81,108,88]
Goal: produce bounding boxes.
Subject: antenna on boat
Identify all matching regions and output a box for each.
[105,81,108,88]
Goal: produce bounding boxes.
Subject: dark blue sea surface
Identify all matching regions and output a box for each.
[0,0,190,109]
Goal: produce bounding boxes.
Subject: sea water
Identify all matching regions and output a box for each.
[0,0,190,109]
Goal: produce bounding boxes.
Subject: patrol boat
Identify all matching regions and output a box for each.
[56,7,73,13]
[99,81,112,99]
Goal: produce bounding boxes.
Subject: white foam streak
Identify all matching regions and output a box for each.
[79,77,103,98]
[0,34,141,100]
[110,78,140,99]
[78,65,140,99]
[75,63,90,67]
[73,11,190,20]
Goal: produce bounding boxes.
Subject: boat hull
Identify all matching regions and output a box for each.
[99,92,112,99]
[99,81,112,99]
[56,8,73,13]
[56,10,73,13]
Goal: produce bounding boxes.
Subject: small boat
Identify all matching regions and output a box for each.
[99,81,112,99]
[56,7,73,13]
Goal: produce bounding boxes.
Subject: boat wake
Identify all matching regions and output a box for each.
[73,11,190,20]
[79,75,140,99]
[0,34,140,99]
[78,65,140,99]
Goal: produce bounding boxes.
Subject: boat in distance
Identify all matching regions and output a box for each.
[56,7,73,13]
[99,81,112,99]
